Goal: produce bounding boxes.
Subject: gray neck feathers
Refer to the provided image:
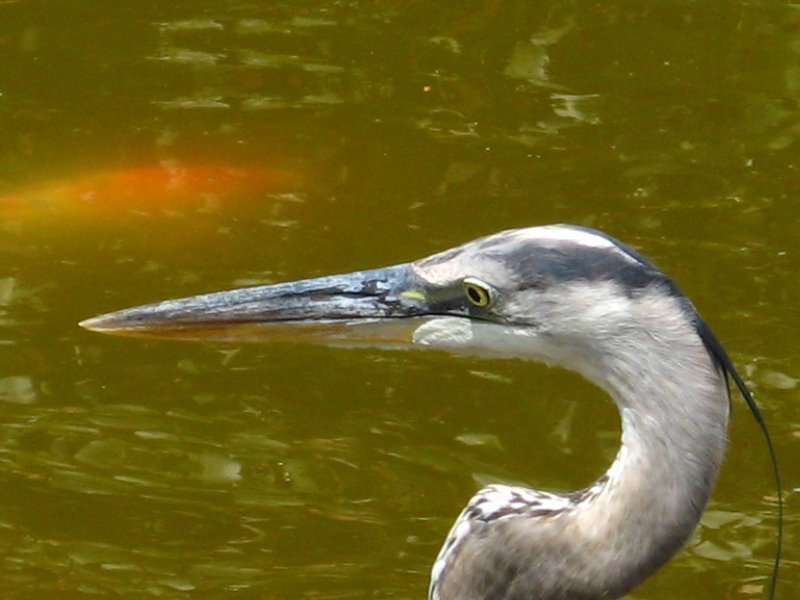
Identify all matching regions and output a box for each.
[551,288,730,598]
[472,284,732,600]
[427,278,731,600]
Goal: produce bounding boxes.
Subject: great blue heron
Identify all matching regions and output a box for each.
[80,224,780,600]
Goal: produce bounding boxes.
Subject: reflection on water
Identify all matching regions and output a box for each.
[0,1,797,598]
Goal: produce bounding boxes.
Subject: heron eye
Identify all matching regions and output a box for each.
[463,278,495,308]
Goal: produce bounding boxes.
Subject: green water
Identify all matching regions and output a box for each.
[0,1,797,598]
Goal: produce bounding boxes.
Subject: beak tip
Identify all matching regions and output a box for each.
[79,315,106,332]
[79,313,125,333]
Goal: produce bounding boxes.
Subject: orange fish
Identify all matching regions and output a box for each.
[0,164,299,224]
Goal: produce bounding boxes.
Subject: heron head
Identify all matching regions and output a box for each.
[80,225,695,371]
[406,225,699,374]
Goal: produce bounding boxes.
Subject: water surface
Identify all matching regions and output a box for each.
[0,2,797,598]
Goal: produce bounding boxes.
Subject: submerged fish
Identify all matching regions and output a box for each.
[0,164,299,223]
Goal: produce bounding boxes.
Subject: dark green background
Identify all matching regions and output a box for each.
[0,2,797,598]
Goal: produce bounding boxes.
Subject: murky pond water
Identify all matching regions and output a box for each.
[0,1,797,598]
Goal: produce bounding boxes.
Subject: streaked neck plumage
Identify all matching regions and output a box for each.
[566,306,729,597]
[431,287,730,600]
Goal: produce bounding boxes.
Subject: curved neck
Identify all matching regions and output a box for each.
[429,304,732,600]
[567,332,730,597]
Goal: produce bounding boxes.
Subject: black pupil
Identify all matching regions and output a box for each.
[467,286,484,304]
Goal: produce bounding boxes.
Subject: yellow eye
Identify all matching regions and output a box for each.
[463,278,495,308]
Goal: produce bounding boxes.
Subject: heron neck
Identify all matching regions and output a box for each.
[572,334,730,596]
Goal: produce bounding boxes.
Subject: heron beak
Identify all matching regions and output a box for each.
[79,263,440,344]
